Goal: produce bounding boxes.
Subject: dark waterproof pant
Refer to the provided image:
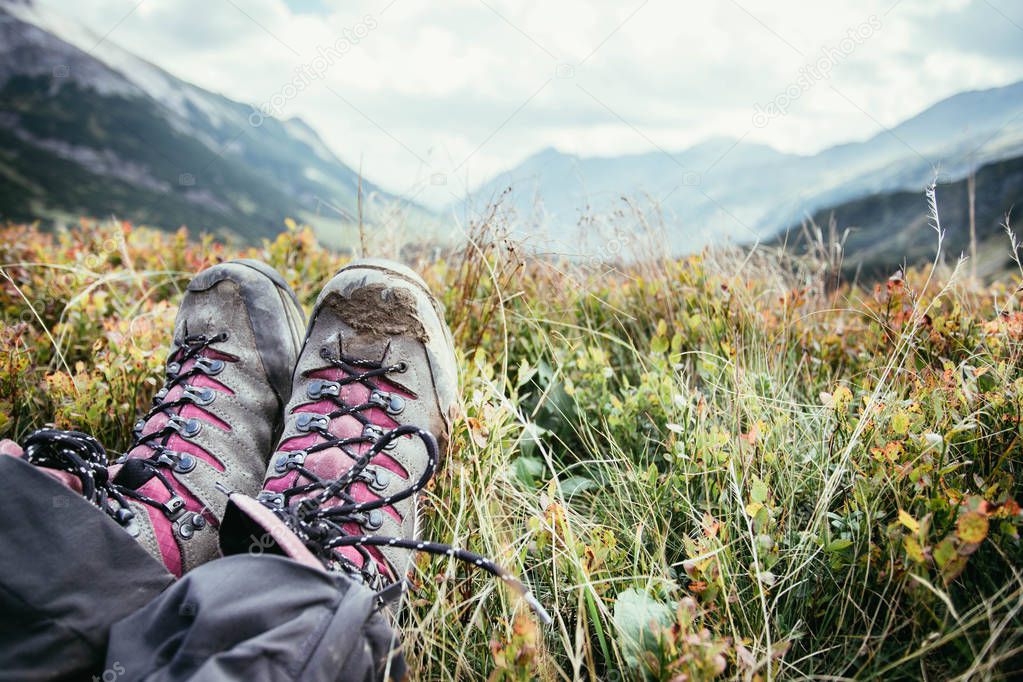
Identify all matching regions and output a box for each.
[0,456,406,681]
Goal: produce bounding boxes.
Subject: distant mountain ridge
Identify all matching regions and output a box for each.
[463,80,1023,256]
[0,0,429,244]
[775,152,1023,279]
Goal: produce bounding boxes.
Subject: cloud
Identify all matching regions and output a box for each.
[912,0,1023,65]
[42,0,1023,208]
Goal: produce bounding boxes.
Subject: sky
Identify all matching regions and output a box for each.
[49,0,1023,208]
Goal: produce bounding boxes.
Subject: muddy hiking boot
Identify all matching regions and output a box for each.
[21,260,305,576]
[221,259,551,621]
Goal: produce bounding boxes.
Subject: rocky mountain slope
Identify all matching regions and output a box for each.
[0,0,427,244]
[776,152,1023,279]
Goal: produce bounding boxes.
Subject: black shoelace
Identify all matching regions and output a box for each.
[261,348,552,624]
[20,428,136,524]
[114,332,232,520]
[21,333,231,531]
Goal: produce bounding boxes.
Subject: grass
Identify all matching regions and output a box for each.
[1,212,1022,680]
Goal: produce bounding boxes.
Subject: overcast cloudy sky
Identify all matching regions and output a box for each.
[50,0,1023,208]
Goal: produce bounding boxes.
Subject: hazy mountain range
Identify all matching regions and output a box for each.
[2,0,1022,271]
[464,81,1023,256]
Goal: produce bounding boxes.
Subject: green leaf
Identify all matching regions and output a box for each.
[898,510,920,534]
[957,511,989,544]
[892,411,910,436]
[825,538,854,553]
[510,456,544,487]
[904,535,926,563]
[670,331,684,353]
[613,588,674,669]
[942,555,968,583]
[751,476,769,504]
[933,536,956,568]
[647,464,659,486]
[560,475,598,496]
[515,361,537,389]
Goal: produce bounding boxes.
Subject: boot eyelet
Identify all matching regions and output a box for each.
[195,357,225,375]
[257,491,285,508]
[369,390,404,415]
[115,507,135,525]
[369,467,390,491]
[180,418,202,438]
[387,395,405,415]
[296,413,329,432]
[273,453,288,472]
[175,454,197,473]
[306,379,340,399]
[166,362,181,376]
[175,512,206,539]
[177,513,204,540]
[395,361,409,373]
[364,509,383,531]
[185,386,216,406]
[362,423,396,450]
[163,495,186,518]
[274,450,307,473]
[168,415,203,438]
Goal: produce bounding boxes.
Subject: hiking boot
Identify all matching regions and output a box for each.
[29,260,306,576]
[242,259,458,585]
[220,259,549,621]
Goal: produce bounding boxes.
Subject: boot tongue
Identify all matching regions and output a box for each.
[177,315,218,346]
[338,334,385,364]
[339,336,416,397]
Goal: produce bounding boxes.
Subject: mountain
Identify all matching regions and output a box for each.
[775,152,1023,279]
[462,81,1023,256]
[0,0,428,245]
[463,137,799,252]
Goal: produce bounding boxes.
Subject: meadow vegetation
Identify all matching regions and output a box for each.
[1,211,1022,680]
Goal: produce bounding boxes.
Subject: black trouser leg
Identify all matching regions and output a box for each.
[106,555,406,682]
[0,455,174,681]
[0,455,405,682]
